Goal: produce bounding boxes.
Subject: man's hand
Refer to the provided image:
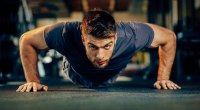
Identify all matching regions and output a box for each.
[154,80,181,90]
[16,82,48,92]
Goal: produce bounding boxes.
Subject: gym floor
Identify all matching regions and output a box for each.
[0,78,200,110]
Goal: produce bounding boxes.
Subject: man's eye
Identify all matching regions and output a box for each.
[104,45,111,50]
[89,45,97,50]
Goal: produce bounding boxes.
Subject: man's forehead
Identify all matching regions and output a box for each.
[86,34,114,44]
[88,38,113,44]
[88,39,114,48]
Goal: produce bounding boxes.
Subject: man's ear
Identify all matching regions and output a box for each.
[115,33,117,38]
[115,33,117,43]
[81,35,85,43]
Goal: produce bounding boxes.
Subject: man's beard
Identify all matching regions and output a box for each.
[86,54,112,69]
[92,58,111,69]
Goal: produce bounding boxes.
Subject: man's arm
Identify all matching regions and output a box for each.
[146,23,181,90]
[16,26,49,92]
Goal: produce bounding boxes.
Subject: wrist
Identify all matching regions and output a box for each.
[27,79,40,83]
[25,73,40,83]
[157,75,170,81]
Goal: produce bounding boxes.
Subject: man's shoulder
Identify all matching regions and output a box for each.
[116,21,146,29]
[116,21,136,27]
[64,21,81,27]
[116,22,138,39]
[51,21,81,30]
[60,21,81,33]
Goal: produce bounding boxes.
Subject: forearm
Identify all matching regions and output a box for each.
[147,23,181,89]
[157,33,176,80]
[20,36,40,83]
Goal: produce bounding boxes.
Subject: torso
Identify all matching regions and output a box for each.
[62,22,137,82]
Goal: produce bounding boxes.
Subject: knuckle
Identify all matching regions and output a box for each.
[19,85,23,88]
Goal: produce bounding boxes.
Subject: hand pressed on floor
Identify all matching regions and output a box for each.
[154,80,181,90]
[16,82,48,92]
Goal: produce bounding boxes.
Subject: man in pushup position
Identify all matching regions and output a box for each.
[16,9,181,92]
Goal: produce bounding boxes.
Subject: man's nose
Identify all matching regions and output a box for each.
[96,49,104,60]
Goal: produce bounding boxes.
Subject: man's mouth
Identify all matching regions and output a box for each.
[96,60,106,66]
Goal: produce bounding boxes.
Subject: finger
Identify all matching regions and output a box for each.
[26,83,33,92]
[171,84,177,90]
[161,82,168,90]
[153,81,159,87]
[166,82,173,90]
[170,82,180,89]
[33,83,37,92]
[20,84,27,92]
[154,82,161,89]
[170,83,178,89]
[174,84,181,89]
[16,85,24,92]
[42,85,48,91]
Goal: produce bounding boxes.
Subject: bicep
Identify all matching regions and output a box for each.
[20,26,49,50]
[145,23,175,48]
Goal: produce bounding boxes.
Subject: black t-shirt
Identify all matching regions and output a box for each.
[44,21,154,82]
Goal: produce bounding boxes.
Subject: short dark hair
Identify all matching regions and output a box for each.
[81,9,116,39]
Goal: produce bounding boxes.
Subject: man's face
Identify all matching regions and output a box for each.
[82,34,116,69]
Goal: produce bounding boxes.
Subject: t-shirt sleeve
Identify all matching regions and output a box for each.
[131,22,154,51]
[44,22,66,55]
